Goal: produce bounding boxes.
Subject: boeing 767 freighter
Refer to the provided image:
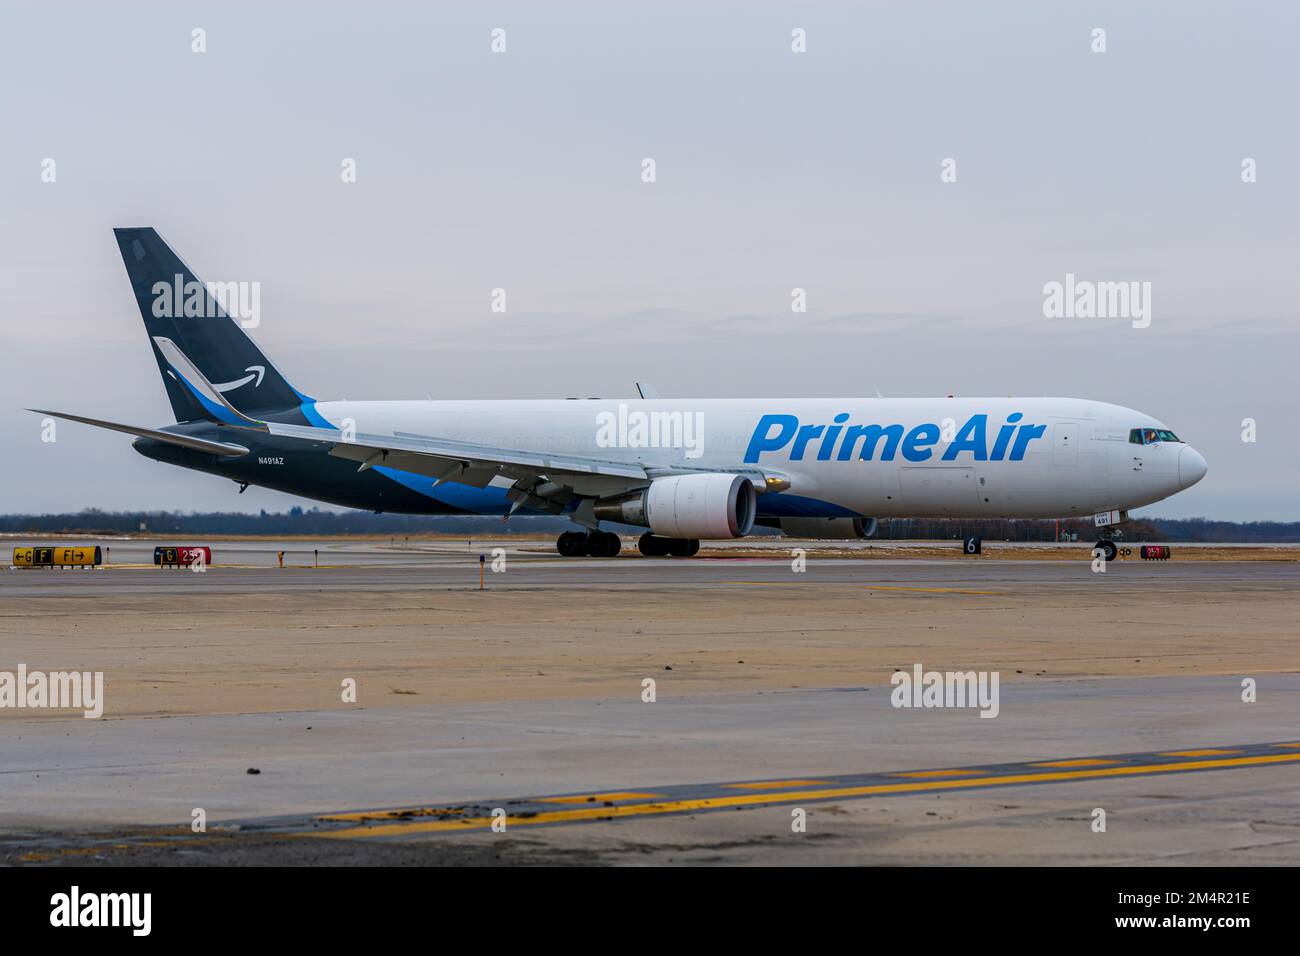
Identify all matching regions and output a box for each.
[31,229,1207,560]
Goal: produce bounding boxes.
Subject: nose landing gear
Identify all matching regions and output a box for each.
[1090,510,1128,562]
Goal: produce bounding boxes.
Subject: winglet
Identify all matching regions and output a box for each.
[635,382,661,400]
[152,336,265,428]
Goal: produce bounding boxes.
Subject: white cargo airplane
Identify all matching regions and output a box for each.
[33,229,1207,560]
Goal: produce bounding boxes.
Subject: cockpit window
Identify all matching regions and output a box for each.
[1129,428,1181,445]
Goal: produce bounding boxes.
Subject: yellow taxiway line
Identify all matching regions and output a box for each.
[309,751,1300,840]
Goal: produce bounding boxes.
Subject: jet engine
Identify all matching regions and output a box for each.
[593,473,756,539]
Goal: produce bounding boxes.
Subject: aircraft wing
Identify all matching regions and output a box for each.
[265,420,655,520]
[147,337,661,516]
[267,419,650,492]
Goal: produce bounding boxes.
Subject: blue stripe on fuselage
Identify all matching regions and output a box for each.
[174,370,246,426]
[374,465,515,514]
[299,401,333,429]
[753,493,861,519]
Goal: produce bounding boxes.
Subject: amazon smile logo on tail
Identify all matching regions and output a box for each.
[150,336,266,427]
[162,356,265,392]
[212,366,265,392]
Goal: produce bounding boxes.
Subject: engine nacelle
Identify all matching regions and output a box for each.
[775,517,877,540]
[593,473,757,539]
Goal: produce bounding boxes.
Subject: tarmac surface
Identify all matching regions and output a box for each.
[1,536,1297,865]
[3,535,1296,594]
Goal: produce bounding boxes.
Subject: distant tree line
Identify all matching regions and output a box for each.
[870,516,1300,542]
[1,508,1297,542]
[873,517,1143,541]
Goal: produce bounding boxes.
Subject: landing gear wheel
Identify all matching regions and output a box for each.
[588,531,621,558]
[1095,539,1118,562]
[556,531,589,557]
[666,538,700,557]
[638,533,669,557]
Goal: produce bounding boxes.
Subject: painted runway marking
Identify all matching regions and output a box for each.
[302,741,1300,840]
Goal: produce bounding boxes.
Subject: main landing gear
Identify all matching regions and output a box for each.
[553,531,701,558]
[556,530,622,558]
[637,532,699,558]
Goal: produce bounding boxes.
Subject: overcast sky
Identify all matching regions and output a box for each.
[1,1,1296,520]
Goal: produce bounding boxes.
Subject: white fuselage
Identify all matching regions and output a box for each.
[303,396,1207,521]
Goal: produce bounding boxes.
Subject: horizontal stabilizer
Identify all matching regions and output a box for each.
[28,409,250,457]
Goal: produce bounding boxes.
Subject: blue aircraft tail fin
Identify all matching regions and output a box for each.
[113,227,312,423]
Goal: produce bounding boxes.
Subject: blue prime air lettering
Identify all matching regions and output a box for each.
[743,413,1048,464]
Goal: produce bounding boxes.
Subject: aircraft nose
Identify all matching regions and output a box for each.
[1179,446,1208,489]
